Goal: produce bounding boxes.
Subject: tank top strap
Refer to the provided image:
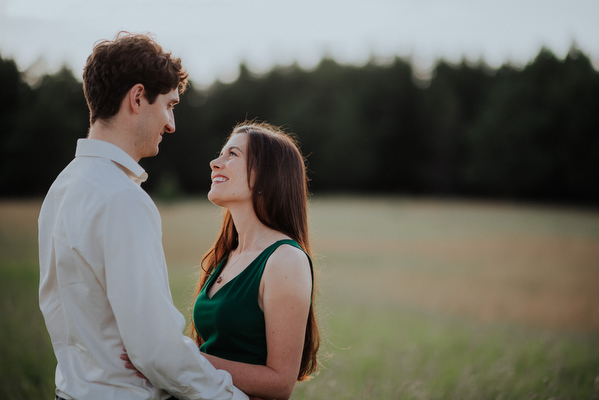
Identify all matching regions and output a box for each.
[258,239,314,291]
[261,239,305,258]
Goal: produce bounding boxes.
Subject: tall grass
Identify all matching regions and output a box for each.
[1,196,598,399]
[0,261,56,399]
[292,301,599,399]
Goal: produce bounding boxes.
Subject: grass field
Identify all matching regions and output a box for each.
[1,196,599,399]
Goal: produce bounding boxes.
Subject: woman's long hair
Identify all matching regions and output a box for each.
[188,120,320,381]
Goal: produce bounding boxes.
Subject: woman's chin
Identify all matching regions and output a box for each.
[207,191,222,206]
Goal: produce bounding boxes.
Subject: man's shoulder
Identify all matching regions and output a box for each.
[72,157,146,195]
[51,157,154,213]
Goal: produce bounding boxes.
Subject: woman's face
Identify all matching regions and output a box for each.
[208,133,253,207]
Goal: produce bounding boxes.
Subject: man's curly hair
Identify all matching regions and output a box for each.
[83,31,188,124]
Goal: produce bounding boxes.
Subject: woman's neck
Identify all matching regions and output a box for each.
[229,205,271,253]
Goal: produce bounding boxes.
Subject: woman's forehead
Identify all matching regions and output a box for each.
[224,132,248,149]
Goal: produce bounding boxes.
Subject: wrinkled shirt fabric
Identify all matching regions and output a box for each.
[39,139,247,400]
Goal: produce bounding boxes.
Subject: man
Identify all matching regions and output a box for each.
[38,32,248,400]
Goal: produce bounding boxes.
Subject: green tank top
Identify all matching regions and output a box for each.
[193,239,312,365]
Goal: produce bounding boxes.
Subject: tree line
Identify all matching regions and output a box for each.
[1,46,598,205]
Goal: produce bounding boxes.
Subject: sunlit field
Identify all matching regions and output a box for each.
[1,196,599,399]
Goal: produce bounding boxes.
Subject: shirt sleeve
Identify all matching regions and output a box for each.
[101,188,248,400]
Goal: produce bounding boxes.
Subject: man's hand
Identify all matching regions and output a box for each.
[120,348,147,379]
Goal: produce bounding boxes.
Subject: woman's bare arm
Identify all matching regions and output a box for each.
[203,245,312,400]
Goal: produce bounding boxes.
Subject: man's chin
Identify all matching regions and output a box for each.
[140,148,160,160]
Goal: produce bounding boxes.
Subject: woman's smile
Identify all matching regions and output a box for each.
[208,133,252,206]
[212,175,228,184]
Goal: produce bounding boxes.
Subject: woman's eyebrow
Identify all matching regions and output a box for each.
[226,146,244,154]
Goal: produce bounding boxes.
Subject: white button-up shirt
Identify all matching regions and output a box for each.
[39,139,248,400]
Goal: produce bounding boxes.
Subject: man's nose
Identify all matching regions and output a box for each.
[165,114,175,133]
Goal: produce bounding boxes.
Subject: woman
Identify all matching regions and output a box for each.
[125,121,320,399]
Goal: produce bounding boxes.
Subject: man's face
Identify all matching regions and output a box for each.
[134,88,179,160]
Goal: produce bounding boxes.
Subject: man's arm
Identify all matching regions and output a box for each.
[102,189,248,400]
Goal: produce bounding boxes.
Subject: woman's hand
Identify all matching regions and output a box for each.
[120,348,147,379]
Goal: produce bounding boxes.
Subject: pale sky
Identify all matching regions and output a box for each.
[0,0,597,86]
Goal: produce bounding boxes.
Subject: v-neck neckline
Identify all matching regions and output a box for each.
[205,239,294,299]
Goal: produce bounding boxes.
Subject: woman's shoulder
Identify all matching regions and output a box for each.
[266,240,311,276]
[263,240,312,297]
[273,240,307,258]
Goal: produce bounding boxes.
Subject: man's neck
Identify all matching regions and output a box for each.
[88,120,140,162]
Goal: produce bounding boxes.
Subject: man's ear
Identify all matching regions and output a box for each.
[127,83,145,114]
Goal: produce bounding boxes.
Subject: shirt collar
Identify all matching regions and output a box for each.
[75,139,148,185]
